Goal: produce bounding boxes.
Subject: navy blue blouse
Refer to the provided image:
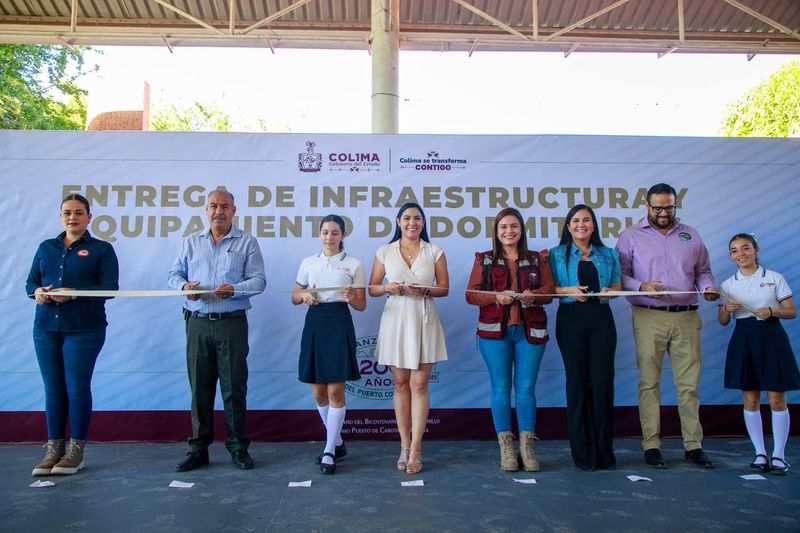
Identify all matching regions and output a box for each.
[26,231,119,332]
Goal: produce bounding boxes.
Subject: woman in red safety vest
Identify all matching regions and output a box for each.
[466,207,555,472]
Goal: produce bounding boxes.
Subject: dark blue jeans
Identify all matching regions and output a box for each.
[478,325,546,433]
[33,327,106,440]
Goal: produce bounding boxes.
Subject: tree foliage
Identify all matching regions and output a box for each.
[0,44,92,130]
[150,102,233,132]
[150,101,292,132]
[721,60,800,137]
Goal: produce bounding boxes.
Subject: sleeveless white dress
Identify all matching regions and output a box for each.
[374,241,448,369]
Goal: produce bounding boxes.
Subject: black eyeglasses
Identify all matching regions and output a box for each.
[648,204,676,214]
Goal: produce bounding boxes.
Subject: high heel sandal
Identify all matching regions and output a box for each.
[397,447,409,471]
[406,450,422,475]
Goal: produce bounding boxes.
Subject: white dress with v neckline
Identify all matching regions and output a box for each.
[373,240,448,369]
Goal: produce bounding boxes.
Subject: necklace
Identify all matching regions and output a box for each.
[400,243,418,261]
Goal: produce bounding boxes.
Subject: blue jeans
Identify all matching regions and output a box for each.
[478,325,546,433]
[33,327,106,440]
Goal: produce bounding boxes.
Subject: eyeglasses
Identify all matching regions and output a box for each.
[648,204,676,214]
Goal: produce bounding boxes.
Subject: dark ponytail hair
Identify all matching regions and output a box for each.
[728,233,760,265]
[389,202,430,243]
[320,214,347,251]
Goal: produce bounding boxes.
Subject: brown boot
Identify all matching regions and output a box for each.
[498,431,519,471]
[51,439,85,475]
[32,439,66,476]
[519,431,541,472]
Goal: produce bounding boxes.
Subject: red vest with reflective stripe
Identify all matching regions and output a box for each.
[476,251,549,344]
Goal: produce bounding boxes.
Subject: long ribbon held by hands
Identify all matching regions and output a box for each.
[35,286,720,300]
[464,288,708,298]
[295,285,713,299]
[30,289,260,298]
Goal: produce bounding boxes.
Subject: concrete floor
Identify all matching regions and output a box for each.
[1,438,798,532]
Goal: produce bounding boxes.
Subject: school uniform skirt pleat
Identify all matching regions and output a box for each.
[299,302,361,384]
[725,317,800,392]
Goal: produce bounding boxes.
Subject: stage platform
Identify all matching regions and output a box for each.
[1,438,798,532]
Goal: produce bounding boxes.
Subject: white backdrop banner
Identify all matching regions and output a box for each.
[1,131,798,414]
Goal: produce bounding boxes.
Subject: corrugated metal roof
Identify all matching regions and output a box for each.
[1,0,799,54]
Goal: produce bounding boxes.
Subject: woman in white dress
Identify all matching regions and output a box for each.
[368,202,449,474]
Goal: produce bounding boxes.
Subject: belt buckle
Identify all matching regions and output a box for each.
[208,312,220,321]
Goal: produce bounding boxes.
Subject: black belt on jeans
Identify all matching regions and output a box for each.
[185,310,246,320]
[636,304,698,313]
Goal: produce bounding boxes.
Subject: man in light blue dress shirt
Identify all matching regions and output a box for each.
[168,189,266,472]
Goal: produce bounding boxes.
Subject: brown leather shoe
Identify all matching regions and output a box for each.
[32,439,66,476]
[51,439,85,475]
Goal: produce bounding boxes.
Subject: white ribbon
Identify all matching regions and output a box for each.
[31,289,261,298]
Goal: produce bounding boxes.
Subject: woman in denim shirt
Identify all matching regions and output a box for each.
[549,204,621,471]
[26,194,119,477]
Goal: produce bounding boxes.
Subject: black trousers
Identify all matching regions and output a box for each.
[555,302,617,470]
[185,315,250,453]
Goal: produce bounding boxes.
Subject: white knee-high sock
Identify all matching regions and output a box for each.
[316,403,343,446]
[316,404,329,427]
[743,409,766,460]
[322,406,347,464]
[771,409,790,460]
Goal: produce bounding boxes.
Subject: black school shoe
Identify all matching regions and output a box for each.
[685,448,714,468]
[769,457,790,475]
[749,454,770,473]
[320,453,336,475]
[314,442,347,464]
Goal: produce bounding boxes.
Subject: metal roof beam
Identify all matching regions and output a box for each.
[532,0,538,41]
[148,0,226,35]
[241,0,314,35]
[70,0,77,32]
[544,0,631,41]
[678,0,684,43]
[450,0,533,43]
[722,0,800,42]
[161,34,173,52]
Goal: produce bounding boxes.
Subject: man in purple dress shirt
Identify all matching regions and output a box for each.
[615,183,719,469]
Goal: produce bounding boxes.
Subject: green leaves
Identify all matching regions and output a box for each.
[0,44,94,130]
[721,60,800,137]
[150,102,232,132]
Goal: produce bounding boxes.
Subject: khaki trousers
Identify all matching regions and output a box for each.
[632,306,704,451]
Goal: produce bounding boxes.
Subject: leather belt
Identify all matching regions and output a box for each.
[184,310,246,320]
[636,305,698,313]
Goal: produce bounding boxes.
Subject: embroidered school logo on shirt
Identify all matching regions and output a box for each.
[679,232,692,241]
[77,250,89,257]
[760,282,776,288]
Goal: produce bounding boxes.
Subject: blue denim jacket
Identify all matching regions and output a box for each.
[548,244,621,304]
[26,231,119,331]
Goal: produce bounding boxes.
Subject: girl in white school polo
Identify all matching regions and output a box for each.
[291,214,366,475]
[718,233,799,475]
